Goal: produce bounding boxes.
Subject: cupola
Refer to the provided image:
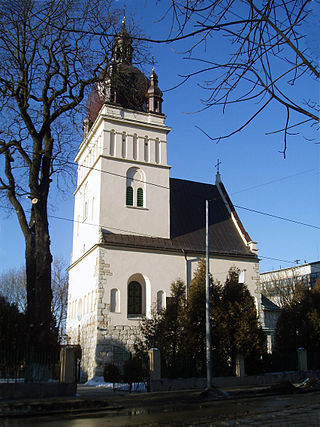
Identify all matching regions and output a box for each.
[146,67,163,114]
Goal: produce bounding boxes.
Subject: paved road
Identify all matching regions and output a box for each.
[2,389,320,426]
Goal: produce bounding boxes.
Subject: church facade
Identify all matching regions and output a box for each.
[66,23,261,380]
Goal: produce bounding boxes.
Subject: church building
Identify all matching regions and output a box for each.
[66,22,261,380]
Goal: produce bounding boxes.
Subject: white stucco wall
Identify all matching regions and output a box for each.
[68,245,259,328]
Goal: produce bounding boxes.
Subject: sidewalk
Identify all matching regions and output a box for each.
[0,381,308,418]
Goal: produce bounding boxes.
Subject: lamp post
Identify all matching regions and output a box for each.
[205,199,212,390]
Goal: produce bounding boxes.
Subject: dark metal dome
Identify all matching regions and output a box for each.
[84,20,163,131]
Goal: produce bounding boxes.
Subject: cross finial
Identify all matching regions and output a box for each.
[122,6,126,26]
[151,56,155,72]
[215,159,221,174]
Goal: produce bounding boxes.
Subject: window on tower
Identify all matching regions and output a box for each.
[144,137,149,162]
[155,138,160,164]
[133,134,137,160]
[122,132,126,158]
[126,186,134,206]
[126,167,146,209]
[137,188,144,207]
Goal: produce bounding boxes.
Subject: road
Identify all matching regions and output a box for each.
[2,390,320,426]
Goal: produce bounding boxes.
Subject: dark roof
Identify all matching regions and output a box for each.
[261,294,281,311]
[102,178,256,259]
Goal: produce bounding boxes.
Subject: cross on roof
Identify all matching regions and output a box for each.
[215,159,222,174]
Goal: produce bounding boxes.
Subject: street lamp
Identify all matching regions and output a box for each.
[205,199,212,390]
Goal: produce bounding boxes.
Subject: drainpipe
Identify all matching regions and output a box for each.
[182,249,189,294]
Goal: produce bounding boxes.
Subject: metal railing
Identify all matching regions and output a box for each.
[0,349,60,383]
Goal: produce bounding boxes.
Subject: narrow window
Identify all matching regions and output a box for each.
[155,138,160,164]
[110,130,115,156]
[157,291,165,313]
[144,137,149,162]
[84,201,88,219]
[126,186,134,206]
[91,197,95,220]
[121,132,126,158]
[128,281,142,316]
[133,134,137,160]
[110,288,120,313]
[137,188,143,207]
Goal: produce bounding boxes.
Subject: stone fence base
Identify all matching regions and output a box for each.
[0,382,77,400]
[149,370,320,392]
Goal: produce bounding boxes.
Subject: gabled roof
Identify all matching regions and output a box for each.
[102,177,256,259]
[261,294,281,311]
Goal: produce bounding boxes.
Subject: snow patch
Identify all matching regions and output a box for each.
[83,376,146,392]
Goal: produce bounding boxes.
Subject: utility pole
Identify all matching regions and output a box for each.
[205,199,212,390]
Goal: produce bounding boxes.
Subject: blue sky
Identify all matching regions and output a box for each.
[0,0,319,275]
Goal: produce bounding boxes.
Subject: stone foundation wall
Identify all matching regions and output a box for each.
[95,324,142,377]
[66,315,98,382]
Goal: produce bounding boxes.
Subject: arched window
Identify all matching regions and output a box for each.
[110,129,115,156]
[133,134,137,160]
[155,138,160,164]
[77,298,82,320]
[137,188,144,207]
[157,291,165,313]
[144,137,149,162]
[121,132,126,158]
[128,281,142,316]
[110,288,120,313]
[126,167,146,208]
[126,186,134,206]
[83,183,88,220]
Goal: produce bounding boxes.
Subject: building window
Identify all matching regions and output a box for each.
[157,290,165,313]
[121,132,126,158]
[144,137,149,162]
[126,186,134,206]
[110,130,115,156]
[133,134,137,160]
[137,188,143,207]
[155,138,160,164]
[128,281,142,316]
[110,288,120,313]
[91,197,95,220]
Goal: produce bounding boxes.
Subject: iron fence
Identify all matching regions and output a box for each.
[0,349,60,383]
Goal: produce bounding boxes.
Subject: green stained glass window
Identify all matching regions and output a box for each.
[128,281,142,315]
[137,188,143,207]
[126,186,133,206]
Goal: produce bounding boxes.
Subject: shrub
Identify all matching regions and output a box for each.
[122,356,145,392]
[103,362,120,389]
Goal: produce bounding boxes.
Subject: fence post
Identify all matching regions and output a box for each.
[297,347,308,372]
[60,346,77,383]
[235,354,246,377]
[148,348,161,380]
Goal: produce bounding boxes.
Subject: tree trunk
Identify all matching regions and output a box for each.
[25,205,53,382]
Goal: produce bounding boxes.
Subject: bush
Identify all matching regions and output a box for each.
[122,356,145,392]
[103,363,120,386]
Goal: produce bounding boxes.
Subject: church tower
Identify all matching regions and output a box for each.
[67,21,171,379]
[71,21,171,263]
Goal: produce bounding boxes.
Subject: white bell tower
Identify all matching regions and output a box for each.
[71,23,171,264]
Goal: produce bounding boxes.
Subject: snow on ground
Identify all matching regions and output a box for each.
[84,376,147,392]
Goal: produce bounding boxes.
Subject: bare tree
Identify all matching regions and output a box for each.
[0,258,69,340]
[51,257,68,340]
[0,0,123,357]
[0,266,27,313]
[260,269,296,307]
[165,0,319,155]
